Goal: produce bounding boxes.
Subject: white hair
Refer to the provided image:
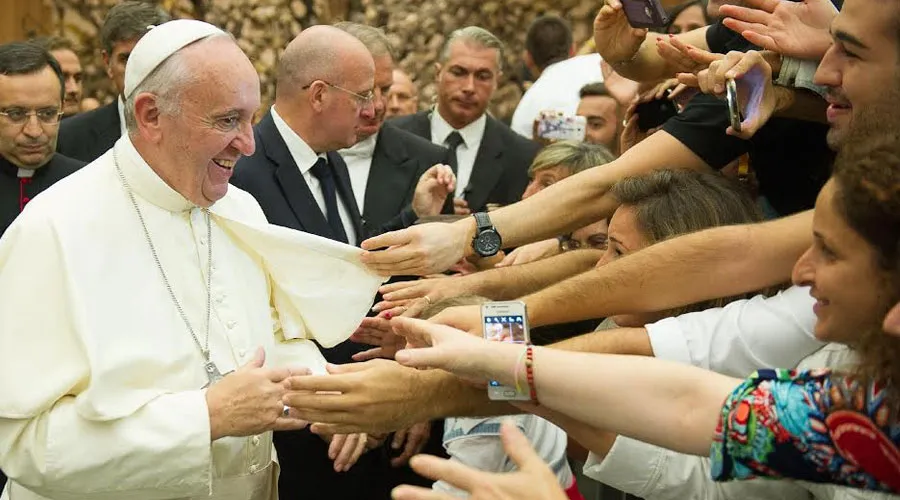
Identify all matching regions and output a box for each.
[123,33,232,134]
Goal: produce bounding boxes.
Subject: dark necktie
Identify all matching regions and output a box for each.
[309,157,349,244]
[444,131,465,175]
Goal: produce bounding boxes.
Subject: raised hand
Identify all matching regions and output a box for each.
[655,35,723,76]
[391,421,568,500]
[206,347,309,441]
[679,50,776,139]
[392,317,510,383]
[350,314,407,361]
[593,0,649,64]
[721,0,835,60]
[373,276,472,314]
[412,164,456,218]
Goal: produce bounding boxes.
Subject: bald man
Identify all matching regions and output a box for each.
[231,26,384,499]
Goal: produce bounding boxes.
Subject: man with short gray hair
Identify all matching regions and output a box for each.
[390,26,538,214]
[0,19,382,500]
[56,0,170,162]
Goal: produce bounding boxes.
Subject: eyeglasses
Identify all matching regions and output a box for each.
[302,80,375,108]
[0,107,63,126]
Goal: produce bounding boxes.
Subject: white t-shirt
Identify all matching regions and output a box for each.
[510,54,604,139]
[435,415,574,497]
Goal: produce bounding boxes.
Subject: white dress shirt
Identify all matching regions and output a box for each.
[583,345,895,500]
[429,108,486,198]
[271,107,359,245]
[338,133,378,211]
[510,54,604,139]
[646,285,823,377]
[0,136,383,500]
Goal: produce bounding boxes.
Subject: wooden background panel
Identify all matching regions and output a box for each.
[0,0,52,44]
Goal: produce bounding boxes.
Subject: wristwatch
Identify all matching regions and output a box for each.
[471,212,502,257]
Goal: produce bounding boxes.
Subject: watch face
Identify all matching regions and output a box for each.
[477,231,502,256]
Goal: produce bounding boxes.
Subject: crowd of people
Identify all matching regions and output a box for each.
[0,0,897,499]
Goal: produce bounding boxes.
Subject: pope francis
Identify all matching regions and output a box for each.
[0,20,384,500]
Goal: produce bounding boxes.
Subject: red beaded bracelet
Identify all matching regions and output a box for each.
[525,345,538,404]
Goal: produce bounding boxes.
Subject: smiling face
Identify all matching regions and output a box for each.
[813,0,900,149]
[791,179,892,342]
[576,94,620,150]
[148,38,260,206]
[435,40,501,129]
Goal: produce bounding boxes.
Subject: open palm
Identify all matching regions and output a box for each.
[722,0,836,60]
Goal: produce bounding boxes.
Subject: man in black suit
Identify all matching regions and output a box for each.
[0,42,84,240]
[334,22,454,240]
[56,1,170,163]
[390,26,540,214]
[231,25,452,500]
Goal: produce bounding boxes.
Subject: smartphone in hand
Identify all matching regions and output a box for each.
[536,110,587,142]
[635,90,679,131]
[621,0,670,28]
[482,301,531,401]
[725,78,743,133]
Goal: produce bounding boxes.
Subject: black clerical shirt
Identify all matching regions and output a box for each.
[0,153,84,238]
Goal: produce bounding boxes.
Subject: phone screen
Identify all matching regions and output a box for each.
[482,302,531,400]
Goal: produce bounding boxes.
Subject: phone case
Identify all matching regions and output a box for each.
[536,110,586,142]
[726,79,743,132]
[621,0,670,28]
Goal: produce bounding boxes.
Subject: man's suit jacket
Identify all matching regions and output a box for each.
[231,112,364,245]
[56,101,121,163]
[232,112,447,500]
[361,122,452,239]
[389,111,540,211]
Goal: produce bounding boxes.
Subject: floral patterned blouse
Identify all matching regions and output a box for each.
[710,368,900,493]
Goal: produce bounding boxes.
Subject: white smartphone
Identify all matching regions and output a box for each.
[482,301,531,401]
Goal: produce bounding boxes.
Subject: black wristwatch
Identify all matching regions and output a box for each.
[471,212,502,257]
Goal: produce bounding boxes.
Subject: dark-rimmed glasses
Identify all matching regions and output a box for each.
[0,107,64,126]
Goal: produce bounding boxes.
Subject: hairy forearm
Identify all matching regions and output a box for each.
[457,131,710,253]
[525,211,812,327]
[416,369,517,420]
[774,87,827,124]
[473,250,604,300]
[551,326,653,357]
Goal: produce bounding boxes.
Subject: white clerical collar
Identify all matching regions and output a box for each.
[117,96,127,137]
[338,133,377,159]
[271,106,324,174]
[114,135,195,212]
[430,106,487,149]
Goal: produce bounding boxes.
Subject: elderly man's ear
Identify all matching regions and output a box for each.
[132,93,164,142]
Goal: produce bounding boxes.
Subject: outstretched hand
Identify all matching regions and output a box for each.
[390,420,568,500]
[721,0,835,60]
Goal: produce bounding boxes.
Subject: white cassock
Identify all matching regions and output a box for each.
[0,137,385,500]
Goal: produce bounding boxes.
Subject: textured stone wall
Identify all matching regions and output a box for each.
[44,0,601,122]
